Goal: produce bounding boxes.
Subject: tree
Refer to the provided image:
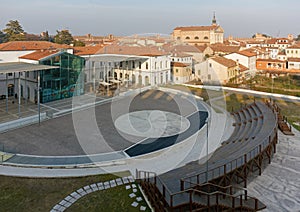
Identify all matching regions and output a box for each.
[54,30,73,45]
[296,34,300,41]
[0,30,7,43]
[40,31,51,41]
[73,40,85,47]
[3,20,26,41]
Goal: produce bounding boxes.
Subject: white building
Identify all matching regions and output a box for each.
[225,50,257,72]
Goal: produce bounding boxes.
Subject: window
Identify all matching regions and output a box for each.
[290,63,294,66]
[33,71,37,79]
[195,36,199,40]
[26,72,29,78]
[185,36,190,40]
[176,69,179,73]
[8,73,13,76]
[146,62,148,70]
[120,62,123,68]
[177,37,180,40]
[208,74,211,80]
[132,61,135,68]
[209,63,212,68]
[204,36,209,40]
[139,61,142,69]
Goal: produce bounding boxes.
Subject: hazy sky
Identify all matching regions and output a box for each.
[1,0,299,38]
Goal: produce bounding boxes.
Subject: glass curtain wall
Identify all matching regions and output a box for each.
[39,52,85,103]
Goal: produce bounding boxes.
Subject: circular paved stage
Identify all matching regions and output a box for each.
[1,89,208,166]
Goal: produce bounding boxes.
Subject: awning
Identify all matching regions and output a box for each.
[0,62,58,74]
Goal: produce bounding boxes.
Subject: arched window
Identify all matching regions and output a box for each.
[195,36,199,40]
[204,36,209,40]
[185,36,190,40]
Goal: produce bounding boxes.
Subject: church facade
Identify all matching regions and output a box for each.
[172,14,224,45]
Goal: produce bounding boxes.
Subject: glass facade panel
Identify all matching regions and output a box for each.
[39,52,85,103]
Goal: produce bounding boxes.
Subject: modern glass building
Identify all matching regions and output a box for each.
[39,52,85,103]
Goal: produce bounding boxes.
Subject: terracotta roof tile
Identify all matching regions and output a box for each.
[211,57,237,68]
[19,50,60,61]
[0,41,70,51]
[174,26,219,31]
[171,62,188,67]
[96,43,168,56]
[256,58,285,63]
[210,44,241,54]
[288,57,300,62]
[73,45,106,55]
[238,50,257,57]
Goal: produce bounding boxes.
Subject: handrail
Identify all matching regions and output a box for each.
[138,101,277,210]
[181,102,278,186]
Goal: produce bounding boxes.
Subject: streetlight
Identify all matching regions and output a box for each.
[205,117,209,183]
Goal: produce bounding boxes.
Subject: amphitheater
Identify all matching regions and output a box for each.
[0,86,290,211]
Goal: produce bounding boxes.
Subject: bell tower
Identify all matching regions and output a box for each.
[212,12,217,26]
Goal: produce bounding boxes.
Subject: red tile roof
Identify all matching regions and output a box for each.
[96,43,167,56]
[238,50,257,57]
[256,58,285,63]
[238,64,249,72]
[211,57,237,68]
[288,58,300,62]
[174,26,219,31]
[286,44,300,49]
[73,45,106,56]
[210,44,241,54]
[171,62,188,67]
[0,41,70,51]
[19,50,60,61]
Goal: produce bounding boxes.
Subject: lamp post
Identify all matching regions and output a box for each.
[205,117,209,183]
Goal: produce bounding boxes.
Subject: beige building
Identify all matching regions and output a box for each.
[198,56,240,84]
[171,62,192,84]
[172,14,224,45]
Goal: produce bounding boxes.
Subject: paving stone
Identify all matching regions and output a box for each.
[140,206,147,211]
[97,182,104,190]
[65,196,73,202]
[129,193,136,198]
[68,198,77,204]
[128,176,135,182]
[136,197,143,202]
[83,185,93,194]
[77,188,87,196]
[131,201,139,207]
[122,177,129,184]
[110,180,117,187]
[90,183,98,192]
[70,192,79,198]
[125,185,131,190]
[59,200,68,207]
[104,181,111,189]
[64,202,72,208]
[116,178,123,185]
[133,188,137,193]
[53,205,61,210]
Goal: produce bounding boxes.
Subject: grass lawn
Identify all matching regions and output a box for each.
[0,171,150,212]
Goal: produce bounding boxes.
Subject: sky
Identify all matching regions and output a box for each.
[1,0,300,38]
